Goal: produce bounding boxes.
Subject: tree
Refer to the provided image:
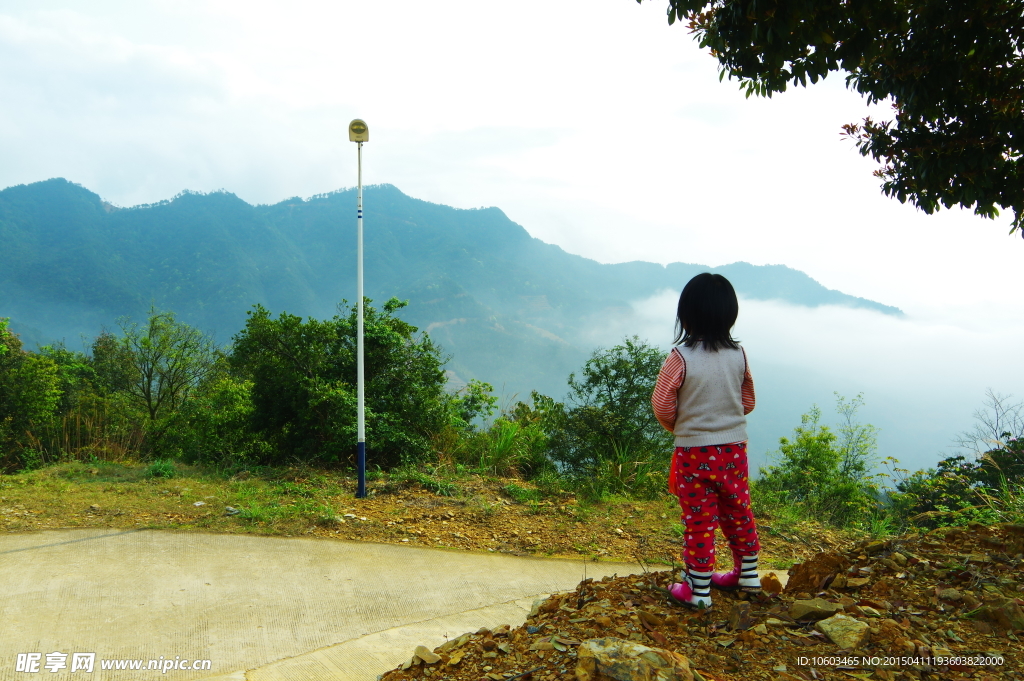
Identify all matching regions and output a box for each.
[834,392,879,479]
[543,336,674,498]
[229,298,452,468]
[757,395,882,526]
[645,0,1024,235]
[89,331,137,396]
[117,309,219,422]
[0,320,62,466]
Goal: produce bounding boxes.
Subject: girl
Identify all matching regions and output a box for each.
[651,273,761,609]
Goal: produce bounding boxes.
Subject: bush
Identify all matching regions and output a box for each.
[890,391,1024,528]
[540,337,674,500]
[229,298,454,469]
[159,373,273,466]
[144,459,178,478]
[755,395,883,528]
[0,320,63,470]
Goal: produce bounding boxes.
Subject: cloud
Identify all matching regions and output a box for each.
[597,290,1024,476]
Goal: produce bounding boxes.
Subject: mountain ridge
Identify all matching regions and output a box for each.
[1,178,901,402]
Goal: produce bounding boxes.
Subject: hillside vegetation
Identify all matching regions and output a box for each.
[0,303,1019,540]
[0,178,901,402]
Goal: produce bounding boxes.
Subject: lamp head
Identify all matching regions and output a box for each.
[349,119,369,142]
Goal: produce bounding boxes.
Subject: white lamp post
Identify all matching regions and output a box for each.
[349,118,369,499]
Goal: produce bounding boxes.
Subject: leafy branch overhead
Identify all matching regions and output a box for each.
[644,0,1024,235]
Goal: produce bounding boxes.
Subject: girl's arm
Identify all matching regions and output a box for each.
[651,350,685,432]
[741,349,755,415]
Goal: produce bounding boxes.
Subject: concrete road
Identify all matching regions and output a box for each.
[0,529,648,681]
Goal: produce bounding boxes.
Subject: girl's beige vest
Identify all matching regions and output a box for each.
[672,344,748,447]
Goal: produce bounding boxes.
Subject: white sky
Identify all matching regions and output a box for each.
[2,0,1022,470]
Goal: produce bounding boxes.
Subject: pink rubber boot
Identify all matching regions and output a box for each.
[669,571,712,609]
[710,553,761,592]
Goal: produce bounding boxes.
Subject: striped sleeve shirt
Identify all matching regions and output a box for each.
[651,347,756,433]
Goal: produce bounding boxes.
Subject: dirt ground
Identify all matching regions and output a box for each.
[0,463,853,570]
[380,523,1024,681]
[7,464,1020,680]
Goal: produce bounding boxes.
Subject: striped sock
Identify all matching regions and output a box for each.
[738,553,759,587]
[688,570,712,594]
[688,569,713,603]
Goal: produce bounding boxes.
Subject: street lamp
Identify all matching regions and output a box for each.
[349,118,369,499]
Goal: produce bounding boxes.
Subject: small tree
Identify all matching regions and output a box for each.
[90,330,137,396]
[835,392,879,480]
[757,395,882,526]
[117,308,220,422]
[544,336,674,498]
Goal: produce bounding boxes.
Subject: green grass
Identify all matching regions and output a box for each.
[503,483,541,505]
[144,459,179,479]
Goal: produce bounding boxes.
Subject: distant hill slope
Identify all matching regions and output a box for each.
[0,178,901,400]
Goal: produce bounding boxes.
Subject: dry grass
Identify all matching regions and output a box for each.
[0,462,860,569]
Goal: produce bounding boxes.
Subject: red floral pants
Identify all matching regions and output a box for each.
[668,442,761,571]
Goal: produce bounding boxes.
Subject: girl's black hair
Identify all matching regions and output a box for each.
[673,272,740,351]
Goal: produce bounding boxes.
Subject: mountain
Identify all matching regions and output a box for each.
[0,177,901,407]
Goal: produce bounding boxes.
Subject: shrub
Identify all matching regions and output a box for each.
[539,337,674,500]
[144,459,178,478]
[889,391,1024,528]
[0,320,63,470]
[229,298,453,469]
[159,374,273,466]
[755,395,883,527]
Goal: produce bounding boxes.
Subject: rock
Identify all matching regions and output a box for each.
[845,577,871,589]
[937,588,963,602]
[863,541,888,555]
[831,574,848,589]
[754,624,768,635]
[575,637,693,681]
[978,598,1024,631]
[413,645,440,664]
[785,552,851,594]
[869,579,893,597]
[639,610,665,627]
[727,602,754,631]
[760,572,784,595]
[871,619,906,649]
[788,598,843,621]
[859,598,891,612]
[815,614,870,650]
[890,552,908,566]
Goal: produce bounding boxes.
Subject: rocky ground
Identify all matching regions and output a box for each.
[380,522,1024,681]
[6,466,1022,679]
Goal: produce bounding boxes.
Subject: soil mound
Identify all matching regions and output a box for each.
[380,522,1023,681]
